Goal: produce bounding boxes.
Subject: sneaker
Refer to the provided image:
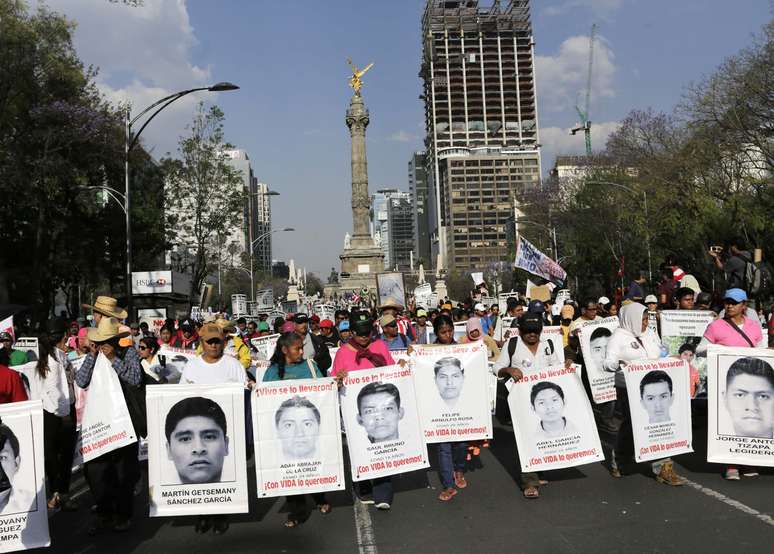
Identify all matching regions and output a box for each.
[724,468,741,481]
[357,494,374,505]
[655,462,684,486]
[374,502,391,511]
[742,468,759,478]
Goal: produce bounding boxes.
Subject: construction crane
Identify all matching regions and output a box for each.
[570,23,596,156]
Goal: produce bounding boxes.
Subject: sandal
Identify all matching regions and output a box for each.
[454,471,467,489]
[212,518,229,535]
[284,518,300,528]
[317,503,332,515]
[523,486,540,499]
[438,487,457,502]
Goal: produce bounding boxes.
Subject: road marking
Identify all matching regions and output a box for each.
[682,477,774,528]
[352,493,378,554]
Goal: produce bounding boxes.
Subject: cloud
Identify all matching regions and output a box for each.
[389,130,419,143]
[536,33,616,114]
[539,120,621,171]
[43,0,215,157]
[544,0,624,18]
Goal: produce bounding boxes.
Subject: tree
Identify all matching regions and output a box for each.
[162,104,243,308]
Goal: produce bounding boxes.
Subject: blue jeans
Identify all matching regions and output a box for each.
[437,442,467,489]
[357,477,393,504]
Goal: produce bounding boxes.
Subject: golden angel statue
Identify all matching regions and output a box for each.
[347,58,374,94]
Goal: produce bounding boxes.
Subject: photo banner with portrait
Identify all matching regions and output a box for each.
[624,359,693,463]
[578,317,620,404]
[411,343,493,444]
[250,334,280,362]
[252,378,345,498]
[145,383,249,517]
[340,365,429,481]
[376,272,406,307]
[0,400,50,552]
[507,365,604,472]
[707,346,774,467]
[660,310,714,397]
[156,346,198,384]
[79,353,137,463]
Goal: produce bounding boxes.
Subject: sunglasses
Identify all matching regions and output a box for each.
[354,330,371,337]
[723,299,741,305]
[138,345,149,350]
[205,338,223,345]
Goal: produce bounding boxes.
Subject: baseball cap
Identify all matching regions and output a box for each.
[0,332,12,341]
[338,320,350,331]
[320,319,334,329]
[292,313,309,324]
[723,288,748,303]
[351,318,374,336]
[598,296,610,305]
[519,312,543,334]
[257,321,270,332]
[416,308,428,318]
[379,314,397,327]
[310,314,321,324]
[474,303,486,312]
[644,294,658,304]
[199,323,224,342]
[527,300,545,314]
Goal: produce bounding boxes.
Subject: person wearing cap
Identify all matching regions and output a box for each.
[378,299,416,342]
[319,319,338,348]
[598,296,611,315]
[0,347,28,405]
[379,314,411,351]
[603,303,684,486]
[256,321,272,337]
[81,296,127,326]
[128,322,142,348]
[331,315,397,510]
[569,298,603,334]
[473,303,492,335]
[413,309,431,344]
[293,313,332,373]
[493,297,526,346]
[169,318,199,350]
[200,317,252,371]
[74,317,143,533]
[338,320,352,345]
[309,314,322,336]
[559,304,576,348]
[0,332,30,367]
[644,294,660,335]
[527,300,551,327]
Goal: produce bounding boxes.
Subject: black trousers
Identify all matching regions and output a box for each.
[286,493,327,520]
[43,407,78,495]
[83,442,140,520]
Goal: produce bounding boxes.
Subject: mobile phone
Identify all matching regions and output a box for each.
[710,246,723,254]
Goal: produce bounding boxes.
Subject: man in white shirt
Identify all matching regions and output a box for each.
[180,324,246,386]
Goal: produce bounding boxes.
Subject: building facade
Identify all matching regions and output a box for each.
[420,0,541,271]
[409,151,432,268]
[386,194,415,271]
[370,188,412,269]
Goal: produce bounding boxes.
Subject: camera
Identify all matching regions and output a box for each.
[709,246,723,254]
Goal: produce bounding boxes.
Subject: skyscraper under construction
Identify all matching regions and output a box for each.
[420,0,540,272]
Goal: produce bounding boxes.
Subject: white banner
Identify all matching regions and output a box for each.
[624,359,693,462]
[252,378,345,497]
[0,400,50,552]
[707,346,774,466]
[507,365,604,472]
[515,236,566,284]
[411,343,493,443]
[660,310,714,397]
[250,334,280,362]
[340,366,429,481]
[156,346,196,384]
[498,291,518,314]
[470,272,484,286]
[146,383,249,517]
[10,339,37,363]
[79,354,137,463]
[578,317,620,403]
[313,304,336,322]
[256,289,274,311]
[138,308,167,336]
[414,283,432,309]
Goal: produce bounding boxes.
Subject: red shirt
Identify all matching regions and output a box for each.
[0,365,28,404]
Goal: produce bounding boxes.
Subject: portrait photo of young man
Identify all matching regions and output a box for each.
[274,395,321,461]
[356,382,404,443]
[722,357,774,439]
[639,370,674,424]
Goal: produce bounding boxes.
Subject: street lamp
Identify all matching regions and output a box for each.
[248,226,295,301]
[124,81,239,318]
[586,180,652,284]
[515,219,559,261]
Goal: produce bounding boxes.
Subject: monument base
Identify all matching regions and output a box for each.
[339,238,384,298]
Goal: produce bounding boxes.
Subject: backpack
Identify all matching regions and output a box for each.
[506,336,555,366]
[746,260,772,296]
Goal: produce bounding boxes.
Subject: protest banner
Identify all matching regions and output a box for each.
[498,291,518,313]
[10,339,37,363]
[256,289,274,311]
[146,383,249,517]
[411,343,492,444]
[578,317,620,403]
[0,316,13,341]
[507,365,604,472]
[453,322,467,342]
[525,280,552,302]
[78,353,137,463]
[250,334,280,362]
[487,362,497,414]
[660,310,714,396]
[281,300,298,314]
[138,308,167,336]
[414,283,432,309]
[231,294,247,316]
[515,236,566,285]
[376,272,406,307]
[624,359,693,463]
[706,346,774,467]
[252,378,345,497]
[156,346,196,384]
[470,272,484,286]
[340,365,429,481]
[0,400,50,552]
[313,304,336,322]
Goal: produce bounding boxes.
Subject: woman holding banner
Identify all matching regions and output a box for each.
[603,303,684,486]
[265,332,347,527]
[459,317,500,361]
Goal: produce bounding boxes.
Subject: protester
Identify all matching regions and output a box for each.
[378,299,416,342]
[569,299,602,334]
[137,337,165,383]
[256,321,272,337]
[75,317,144,534]
[674,287,695,310]
[246,321,258,339]
[709,238,752,289]
[331,315,396,510]
[413,308,431,345]
[263,332,346,527]
[459,317,500,361]
[158,325,174,347]
[493,297,525,346]
[379,314,410,351]
[169,318,199,350]
[81,296,127,326]
[292,314,332,373]
[0,347,28,404]
[559,304,575,347]
[319,319,338,348]
[657,268,677,309]
[603,303,684,486]
[598,296,611,316]
[626,271,648,303]
[0,332,29,366]
[128,322,141,348]
[338,320,352,345]
[309,314,321,336]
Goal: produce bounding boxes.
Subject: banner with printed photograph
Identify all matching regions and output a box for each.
[660,310,714,397]
[146,383,249,517]
[376,273,406,308]
[507,365,604,472]
[707,346,774,466]
[252,378,345,497]
[250,334,280,362]
[624,359,693,463]
[0,400,50,552]
[79,354,137,463]
[156,346,196,384]
[340,366,429,481]
[411,343,492,444]
[578,317,620,403]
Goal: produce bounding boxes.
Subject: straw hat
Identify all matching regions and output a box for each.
[82,296,127,320]
[87,317,130,343]
[378,298,404,311]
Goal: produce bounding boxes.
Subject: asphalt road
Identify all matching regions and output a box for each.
[39,415,773,554]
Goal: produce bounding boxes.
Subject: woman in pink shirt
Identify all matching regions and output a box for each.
[332,315,396,510]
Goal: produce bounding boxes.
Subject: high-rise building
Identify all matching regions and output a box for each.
[387,195,415,271]
[409,151,432,268]
[370,188,412,269]
[252,181,273,272]
[420,0,541,271]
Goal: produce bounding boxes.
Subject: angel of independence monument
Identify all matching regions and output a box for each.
[337,59,385,297]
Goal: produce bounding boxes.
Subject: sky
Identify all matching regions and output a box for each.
[43,0,770,276]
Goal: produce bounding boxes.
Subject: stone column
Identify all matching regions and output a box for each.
[345,93,371,244]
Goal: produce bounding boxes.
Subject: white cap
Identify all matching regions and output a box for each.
[645,294,658,304]
[598,296,610,305]
[474,303,486,312]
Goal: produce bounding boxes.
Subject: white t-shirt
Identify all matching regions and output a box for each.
[179,355,246,385]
